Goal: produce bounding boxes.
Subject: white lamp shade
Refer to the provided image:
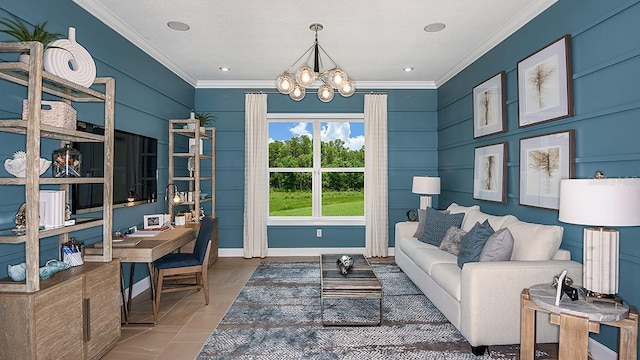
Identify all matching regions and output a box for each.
[412,176,441,195]
[559,179,640,227]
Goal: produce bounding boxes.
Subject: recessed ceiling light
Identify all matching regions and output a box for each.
[219,67,231,72]
[424,23,446,32]
[167,21,190,31]
[402,67,415,72]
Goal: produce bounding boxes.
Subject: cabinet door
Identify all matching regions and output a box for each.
[83,261,121,360]
[35,277,84,360]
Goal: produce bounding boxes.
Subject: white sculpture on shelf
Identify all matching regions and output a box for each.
[43,27,97,88]
[4,151,51,178]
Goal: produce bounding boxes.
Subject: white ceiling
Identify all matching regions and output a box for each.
[73,0,556,89]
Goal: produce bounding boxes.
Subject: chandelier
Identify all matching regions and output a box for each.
[276,23,355,102]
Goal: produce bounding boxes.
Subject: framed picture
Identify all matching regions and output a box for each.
[143,214,164,229]
[473,72,506,138]
[473,142,508,203]
[517,35,573,127]
[519,130,575,209]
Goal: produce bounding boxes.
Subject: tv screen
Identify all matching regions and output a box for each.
[72,121,158,213]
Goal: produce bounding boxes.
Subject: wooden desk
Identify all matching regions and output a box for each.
[86,227,197,324]
[521,285,638,360]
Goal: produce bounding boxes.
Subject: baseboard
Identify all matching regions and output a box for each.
[589,338,616,360]
[128,247,396,299]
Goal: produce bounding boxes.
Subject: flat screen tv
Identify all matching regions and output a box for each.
[72,121,158,213]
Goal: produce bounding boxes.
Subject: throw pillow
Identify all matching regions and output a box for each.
[419,207,465,246]
[439,226,467,256]
[457,220,495,268]
[479,228,514,262]
[412,208,450,239]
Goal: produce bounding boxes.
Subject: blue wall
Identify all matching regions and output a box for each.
[0,0,195,283]
[438,0,640,351]
[195,88,438,250]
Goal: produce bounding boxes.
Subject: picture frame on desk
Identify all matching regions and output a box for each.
[143,214,163,229]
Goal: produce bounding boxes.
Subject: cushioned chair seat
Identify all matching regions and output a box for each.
[154,253,201,269]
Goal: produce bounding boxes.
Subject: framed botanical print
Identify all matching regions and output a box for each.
[473,142,508,203]
[519,130,575,209]
[517,35,574,127]
[473,72,506,138]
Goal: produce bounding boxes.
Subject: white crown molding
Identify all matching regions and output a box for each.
[195,80,436,89]
[72,0,198,86]
[435,0,557,86]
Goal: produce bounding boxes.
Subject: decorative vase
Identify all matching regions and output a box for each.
[43,27,96,87]
[52,144,82,177]
[174,215,186,226]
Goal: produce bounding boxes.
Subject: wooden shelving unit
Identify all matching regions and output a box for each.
[0,41,119,359]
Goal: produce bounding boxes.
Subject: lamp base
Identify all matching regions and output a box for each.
[584,289,623,305]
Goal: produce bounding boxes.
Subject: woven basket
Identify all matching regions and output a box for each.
[22,100,77,130]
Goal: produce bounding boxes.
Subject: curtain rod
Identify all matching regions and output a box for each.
[243,90,387,95]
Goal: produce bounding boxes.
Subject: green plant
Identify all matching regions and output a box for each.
[175,210,185,216]
[195,112,216,127]
[0,15,63,50]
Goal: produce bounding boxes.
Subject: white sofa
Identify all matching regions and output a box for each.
[395,203,583,352]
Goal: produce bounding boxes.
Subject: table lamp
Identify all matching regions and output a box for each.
[164,183,184,224]
[558,174,640,303]
[412,175,441,209]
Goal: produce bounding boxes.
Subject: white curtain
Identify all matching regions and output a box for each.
[364,94,389,257]
[243,93,268,258]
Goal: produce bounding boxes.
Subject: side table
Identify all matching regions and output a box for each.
[521,284,638,360]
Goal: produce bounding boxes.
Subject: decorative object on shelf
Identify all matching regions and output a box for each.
[43,27,96,87]
[276,23,355,102]
[406,209,418,222]
[412,175,440,209]
[473,71,506,138]
[61,239,83,267]
[0,15,63,63]
[21,99,76,129]
[164,183,185,223]
[196,111,216,127]
[4,150,51,178]
[559,174,640,304]
[473,142,508,203]
[199,192,209,200]
[519,130,575,209]
[199,207,205,221]
[7,259,70,282]
[174,211,186,226]
[187,156,196,176]
[517,35,573,127]
[52,143,81,177]
[13,203,26,235]
[336,255,354,275]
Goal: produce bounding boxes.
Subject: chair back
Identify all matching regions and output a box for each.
[194,216,214,264]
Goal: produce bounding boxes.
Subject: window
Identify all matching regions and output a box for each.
[268,113,365,225]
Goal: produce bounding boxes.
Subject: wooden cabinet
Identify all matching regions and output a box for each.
[169,118,218,265]
[0,261,121,360]
[0,42,118,359]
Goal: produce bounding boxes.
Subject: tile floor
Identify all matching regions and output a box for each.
[103,256,323,360]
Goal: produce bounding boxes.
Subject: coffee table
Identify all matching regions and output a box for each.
[320,254,383,326]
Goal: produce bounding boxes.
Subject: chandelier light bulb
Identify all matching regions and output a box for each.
[276,73,294,94]
[296,66,316,87]
[338,79,355,97]
[172,193,183,205]
[290,84,306,101]
[330,69,347,88]
[318,84,334,102]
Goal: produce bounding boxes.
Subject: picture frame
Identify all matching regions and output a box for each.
[143,214,164,229]
[473,142,508,203]
[517,35,573,127]
[473,72,506,138]
[519,130,575,210]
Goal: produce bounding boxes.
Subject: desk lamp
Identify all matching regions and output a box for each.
[412,175,441,209]
[164,183,184,224]
[559,174,640,303]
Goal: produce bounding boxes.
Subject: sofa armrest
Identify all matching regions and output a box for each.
[395,221,419,242]
[459,260,582,346]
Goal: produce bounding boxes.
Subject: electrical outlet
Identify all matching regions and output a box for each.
[316,229,322,237]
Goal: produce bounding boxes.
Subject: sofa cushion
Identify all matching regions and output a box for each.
[479,227,514,262]
[431,263,462,301]
[461,208,517,232]
[413,208,449,239]
[412,248,457,276]
[419,207,465,246]
[397,233,438,260]
[502,217,563,261]
[457,220,495,268]
[439,226,467,256]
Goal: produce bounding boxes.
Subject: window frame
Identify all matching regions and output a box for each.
[267,113,365,226]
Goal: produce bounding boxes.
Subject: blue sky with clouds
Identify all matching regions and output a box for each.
[269,122,364,150]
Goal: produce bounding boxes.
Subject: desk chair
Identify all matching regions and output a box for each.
[152,216,214,323]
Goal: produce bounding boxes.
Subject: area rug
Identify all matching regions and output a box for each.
[198,260,553,359]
